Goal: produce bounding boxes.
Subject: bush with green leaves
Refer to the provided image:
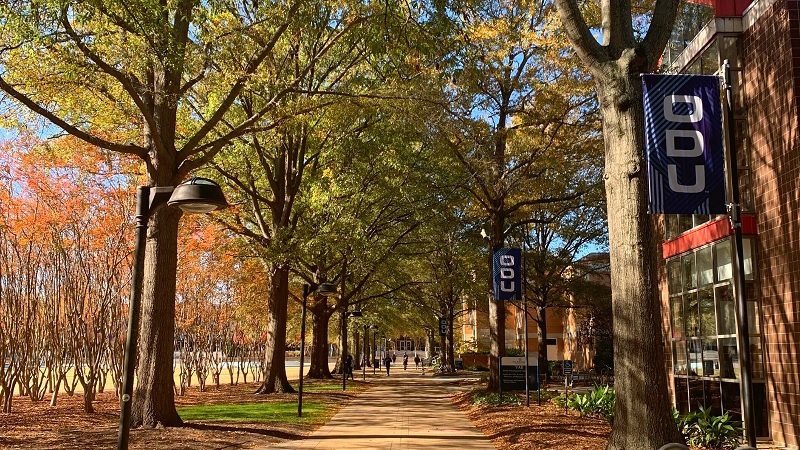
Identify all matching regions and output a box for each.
[673,406,742,450]
[472,391,521,407]
[504,348,524,357]
[553,385,615,424]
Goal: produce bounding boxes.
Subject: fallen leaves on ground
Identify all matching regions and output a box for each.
[451,389,611,450]
[0,378,365,450]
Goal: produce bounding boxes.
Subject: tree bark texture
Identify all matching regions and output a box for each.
[307,299,333,379]
[255,264,294,394]
[536,306,549,376]
[597,73,682,449]
[132,207,182,427]
[446,317,455,372]
[553,1,683,447]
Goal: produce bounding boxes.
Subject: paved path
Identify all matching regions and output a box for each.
[259,368,495,450]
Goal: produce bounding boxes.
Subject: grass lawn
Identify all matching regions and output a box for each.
[178,400,325,423]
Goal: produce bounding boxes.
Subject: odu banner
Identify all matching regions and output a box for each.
[642,74,726,214]
[492,248,520,301]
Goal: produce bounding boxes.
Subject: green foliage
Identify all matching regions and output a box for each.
[177,401,325,423]
[504,348,524,357]
[548,361,563,376]
[556,385,615,424]
[674,407,742,450]
[552,392,568,408]
[592,335,614,372]
[472,391,521,407]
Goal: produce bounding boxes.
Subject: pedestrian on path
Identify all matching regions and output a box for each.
[384,355,391,376]
[402,352,408,371]
[414,354,420,369]
[345,354,354,380]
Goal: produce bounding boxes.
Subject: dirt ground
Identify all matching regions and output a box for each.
[0,378,361,450]
[451,388,611,450]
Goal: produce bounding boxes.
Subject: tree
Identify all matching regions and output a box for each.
[554,0,684,447]
[425,0,599,389]
[0,0,332,426]
[515,165,606,375]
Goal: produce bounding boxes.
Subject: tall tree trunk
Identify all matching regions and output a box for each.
[536,306,549,377]
[487,223,506,389]
[353,330,361,370]
[596,71,682,449]
[132,207,182,427]
[307,301,333,379]
[425,332,432,360]
[333,315,344,375]
[254,264,294,394]
[446,315,455,372]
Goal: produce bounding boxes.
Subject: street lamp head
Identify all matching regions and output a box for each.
[316,282,337,297]
[168,177,229,213]
[369,324,378,330]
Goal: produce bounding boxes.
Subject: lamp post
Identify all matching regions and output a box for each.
[382,335,387,364]
[298,281,336,417]
[118,177,228,450]
[363,324,377,380]
[372,327,379,375]
[341,309,362,391]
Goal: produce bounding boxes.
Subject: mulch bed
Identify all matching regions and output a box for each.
[451,388,611,450]
[0,378,365,450]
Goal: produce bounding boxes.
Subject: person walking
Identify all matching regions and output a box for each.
[345,354,354,380]
[414,354,421,369]
[402,352,408,371]
[384,355,392,377]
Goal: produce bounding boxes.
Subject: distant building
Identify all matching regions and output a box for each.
[460,252,611,371]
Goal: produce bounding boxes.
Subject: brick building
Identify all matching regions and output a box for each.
[460,253,610,372]
[661,0,800,447]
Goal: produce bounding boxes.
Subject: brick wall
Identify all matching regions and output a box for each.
[743,0,800,446]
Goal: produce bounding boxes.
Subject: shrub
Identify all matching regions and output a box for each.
[505,348,524,357]
[674,406,742,450]
[472,391,521,407]
[555,385,615,424]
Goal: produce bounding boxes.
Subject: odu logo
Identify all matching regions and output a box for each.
[498,254,516,293]
[664,95,705,194]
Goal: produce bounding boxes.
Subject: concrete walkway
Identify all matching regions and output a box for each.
[259,368,496,450]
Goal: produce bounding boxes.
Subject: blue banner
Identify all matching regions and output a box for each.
[642,74,726,214]
[492,248,521,301]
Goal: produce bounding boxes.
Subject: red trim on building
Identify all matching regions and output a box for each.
[662,214,758,258]
[684,0,753,17]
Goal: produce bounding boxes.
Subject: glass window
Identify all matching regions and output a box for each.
[743,238,754,280]
[716,284,736,336]
[702,339,719,377]
[679,215,694,234]
[697,246,713,286]
[688,339,703,376]
[699,288,716,336]
[747,296,760,335]
[683,254,697,290]
[715,240,732,282]
[668,259,682,294]
[673,341,688,376]
[666,215,679,240]
[750,338,764,380]
[700,43,719,75]
[686,294,700,337]
[671,296,685,339]
[719,337,739,380]
[693,215,710,227]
